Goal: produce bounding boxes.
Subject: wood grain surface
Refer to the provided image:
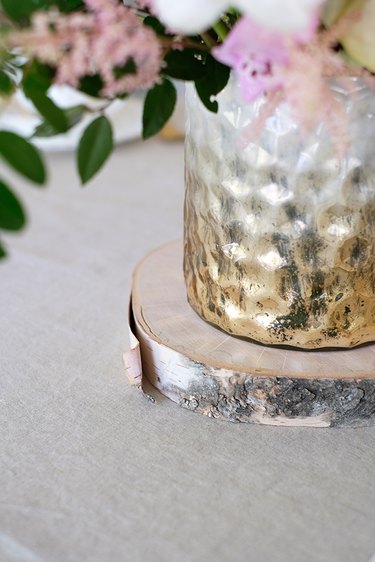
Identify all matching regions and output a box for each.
[132,241,375,426]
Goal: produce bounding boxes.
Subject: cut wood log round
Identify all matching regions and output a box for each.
[131,241,375,427]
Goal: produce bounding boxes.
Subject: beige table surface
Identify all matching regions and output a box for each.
[1,138,375,562]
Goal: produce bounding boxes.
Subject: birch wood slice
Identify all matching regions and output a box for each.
[132,240,375,427]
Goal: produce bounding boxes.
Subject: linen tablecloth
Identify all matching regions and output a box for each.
[1,139,375,562]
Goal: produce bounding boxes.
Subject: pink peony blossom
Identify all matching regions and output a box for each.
[213,17,289,101]
[229,13,373,154]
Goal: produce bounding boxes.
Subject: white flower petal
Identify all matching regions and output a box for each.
[153,0,228,34]
[235,0,323,32]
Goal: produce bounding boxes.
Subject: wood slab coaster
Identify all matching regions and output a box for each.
[131,241,375,427]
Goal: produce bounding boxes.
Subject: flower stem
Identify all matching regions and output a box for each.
[159,37,210,52]
[212,20,229,41]
[201,32,214,48]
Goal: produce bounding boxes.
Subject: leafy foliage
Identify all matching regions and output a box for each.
[29,91,70,132]
[0,180,27,231]
[1,0,84,21]
[195,55,230,113]
[23,61,55,95]
[77,116,113,184]
[1,0,47,21]
[0,131,46,184]
[164,49,207,81]
[142,78,177,140]
[33,104,86,137]
[0,239,6,258]
[78,74,105,98]
[0,0,232,259]
[0,69,14,95]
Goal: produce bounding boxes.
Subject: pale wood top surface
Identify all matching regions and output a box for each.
[133,240,375,380]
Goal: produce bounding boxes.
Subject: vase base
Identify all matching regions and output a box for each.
[128,240,375,427]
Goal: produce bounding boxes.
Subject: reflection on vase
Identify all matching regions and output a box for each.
[184,78,375,349]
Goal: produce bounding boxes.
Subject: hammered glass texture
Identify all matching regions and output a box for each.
[184,79,375,349]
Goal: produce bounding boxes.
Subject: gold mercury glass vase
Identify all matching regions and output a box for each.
[184,77,375,349]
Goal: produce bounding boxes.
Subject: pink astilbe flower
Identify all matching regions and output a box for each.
[14,0,163,97]
[276,14,374,153]
[215,10,375,153]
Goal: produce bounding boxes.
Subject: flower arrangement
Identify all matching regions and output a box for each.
[0,0,374,257]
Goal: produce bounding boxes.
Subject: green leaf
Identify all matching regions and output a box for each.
[114,58,136,80]
[142,79,177,140]
[26,90,69,132]
[195,55,230,113]
[143,16,167,36]
[0,70,14,96]
[23,61,55,95]
[1,0,83,20]
[22,61,68,131]
[0,239,7,259]
[1,0,49,21]
[164,49,207,81]
[77,116,113,184]
[56,0,84,12]
[33,104,86,137]
[0,180,27,231]
[78,74,104,98]
[0,131,46,185]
